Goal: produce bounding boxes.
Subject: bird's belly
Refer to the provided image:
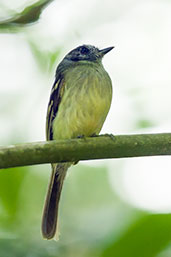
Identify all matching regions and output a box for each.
[69,102,107,137]
[52,67,112,140]
[53,89,111,139]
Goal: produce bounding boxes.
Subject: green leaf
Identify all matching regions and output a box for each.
[0,167,26,224]
[101,214,171,257]
[28,40,61,74]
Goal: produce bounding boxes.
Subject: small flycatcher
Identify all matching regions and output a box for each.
[42,44,114,240]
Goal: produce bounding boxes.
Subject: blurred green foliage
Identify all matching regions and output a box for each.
[28,40,62,73]
[101,214,171,257]
[0,0,54,29]
[0,164,171,257]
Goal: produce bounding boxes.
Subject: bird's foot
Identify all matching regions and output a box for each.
[77,134,87,141]
[90,133,98,137]
[101,133,115,141]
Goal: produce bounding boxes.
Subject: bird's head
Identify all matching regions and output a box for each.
[64,44,114,63]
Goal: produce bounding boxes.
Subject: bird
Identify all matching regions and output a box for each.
[41,44,114,240]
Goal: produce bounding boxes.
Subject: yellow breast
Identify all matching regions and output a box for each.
[53,62,112,140]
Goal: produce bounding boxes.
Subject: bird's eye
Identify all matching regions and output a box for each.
[80,46,89,55]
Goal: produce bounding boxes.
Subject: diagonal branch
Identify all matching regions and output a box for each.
[0,133,171,169]
[0,0,54,30]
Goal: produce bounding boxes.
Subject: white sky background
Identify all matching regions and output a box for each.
[0,0,171,212]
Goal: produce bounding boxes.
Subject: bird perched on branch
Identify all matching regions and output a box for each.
[42,44,114,240]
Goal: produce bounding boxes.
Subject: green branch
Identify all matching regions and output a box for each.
[0,0,54,30]
[0,133,171,169]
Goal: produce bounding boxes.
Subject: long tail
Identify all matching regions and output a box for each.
[41,163,69,240]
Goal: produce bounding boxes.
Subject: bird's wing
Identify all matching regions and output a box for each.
[46,73,65,140]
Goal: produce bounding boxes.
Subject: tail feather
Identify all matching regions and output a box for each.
[41,163,69,240]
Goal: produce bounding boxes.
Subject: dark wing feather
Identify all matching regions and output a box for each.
[46,73,65,140]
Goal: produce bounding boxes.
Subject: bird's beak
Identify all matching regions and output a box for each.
[99,46,114,57]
